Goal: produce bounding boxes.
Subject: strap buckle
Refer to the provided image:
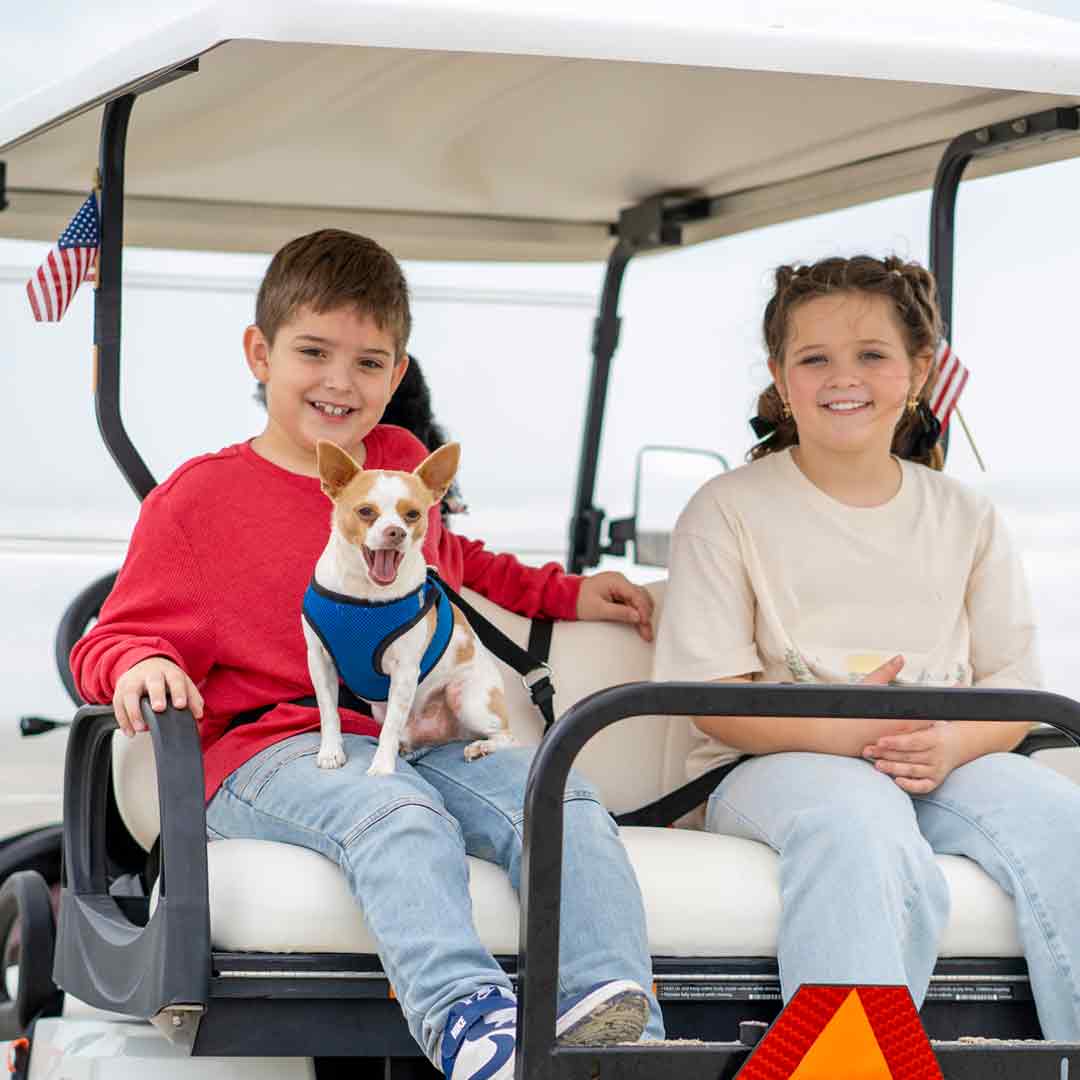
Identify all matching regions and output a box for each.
[521,662,553,694]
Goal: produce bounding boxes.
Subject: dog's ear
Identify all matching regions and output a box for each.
[317,440,361,498]
[414,443,460,501]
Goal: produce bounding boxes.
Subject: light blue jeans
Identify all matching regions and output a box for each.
[706,750,1080,1040]
[206,733,664,1062]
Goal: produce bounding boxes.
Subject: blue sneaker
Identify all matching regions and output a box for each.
[441,986,517,1080]
[441,979,650,1078]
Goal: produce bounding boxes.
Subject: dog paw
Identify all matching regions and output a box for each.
[317,742,347,769]
[366,753,397,776]
[463,739,495,762]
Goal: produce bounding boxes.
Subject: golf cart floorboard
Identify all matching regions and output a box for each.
[197,952,1043,1058]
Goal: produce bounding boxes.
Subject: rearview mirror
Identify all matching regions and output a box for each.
[609,445,729,569]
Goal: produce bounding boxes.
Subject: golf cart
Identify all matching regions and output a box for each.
[3,3,1080,1077]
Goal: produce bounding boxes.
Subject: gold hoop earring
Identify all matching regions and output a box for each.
[906,394,919,415]
[781,401,792,421]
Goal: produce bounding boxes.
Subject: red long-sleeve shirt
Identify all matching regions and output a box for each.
[71,425,582,801]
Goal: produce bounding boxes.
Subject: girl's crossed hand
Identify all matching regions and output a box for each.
[863,718,961,795]
[858,654,959,794]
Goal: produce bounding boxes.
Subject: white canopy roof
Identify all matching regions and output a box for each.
[3,0,1080,259]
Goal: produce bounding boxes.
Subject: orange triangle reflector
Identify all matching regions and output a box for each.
[736,985,942,1080]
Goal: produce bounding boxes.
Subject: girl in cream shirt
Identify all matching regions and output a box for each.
[655,255,1080,1040]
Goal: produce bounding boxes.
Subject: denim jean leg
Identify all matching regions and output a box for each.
[412,743,665,1039]
[206,733,513,1063]
[707,753,950,1005]
[914,752,1080,1040]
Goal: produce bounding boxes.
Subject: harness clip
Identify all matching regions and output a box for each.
[521,663,553,694]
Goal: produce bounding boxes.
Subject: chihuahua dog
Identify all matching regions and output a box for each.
[302,440,516,775]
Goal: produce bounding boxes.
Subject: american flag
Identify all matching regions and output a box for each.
[26,194,99,322]
[928,339,969,433]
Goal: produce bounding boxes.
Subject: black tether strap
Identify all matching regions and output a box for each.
[613,757,746,828]
[431,574,556,732]
[527,618,554,668]
[226,687,371,732]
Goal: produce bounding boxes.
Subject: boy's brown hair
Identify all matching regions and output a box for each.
[255,229,411,356]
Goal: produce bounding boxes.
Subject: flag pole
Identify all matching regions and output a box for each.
[91,168,102,290]
[953,406,986,472]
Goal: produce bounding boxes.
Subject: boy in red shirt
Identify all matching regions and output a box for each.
[71,230,663,1078]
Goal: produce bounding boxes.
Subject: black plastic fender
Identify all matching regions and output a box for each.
[0,871,64,1039]
[54,570,118,707]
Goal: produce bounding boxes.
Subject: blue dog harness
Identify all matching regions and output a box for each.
[302,569,455,703]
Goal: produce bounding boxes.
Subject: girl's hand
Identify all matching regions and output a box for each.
[863,721,961,794]
[577,572,655,642]
[850,655,933,747]
[112,656,204,737]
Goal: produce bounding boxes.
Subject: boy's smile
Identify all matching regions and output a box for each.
[245,304,409,476]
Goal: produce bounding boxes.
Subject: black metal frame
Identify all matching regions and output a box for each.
[928,105,1080,461]
[517,682,1080,1080]
[566,194,711,572]
[94,95,155,501]
[929,106,1080,350]
[93,61,198,501]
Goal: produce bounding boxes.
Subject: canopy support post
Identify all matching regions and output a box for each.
[95,94,156,501]
[94,61,199,502]
[928,106,1079,459]
[566,194,708,572]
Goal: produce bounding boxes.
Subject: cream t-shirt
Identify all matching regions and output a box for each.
[653,448,1042,782]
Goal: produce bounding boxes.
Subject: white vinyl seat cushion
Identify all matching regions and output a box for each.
[202,829,1021,959]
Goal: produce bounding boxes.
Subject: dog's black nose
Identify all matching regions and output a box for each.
[383,526,406,544]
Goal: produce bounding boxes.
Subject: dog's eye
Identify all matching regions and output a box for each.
[356,506,377,520]
[403,510,421,523]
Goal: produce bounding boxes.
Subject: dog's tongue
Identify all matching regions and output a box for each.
[371,549,402,585]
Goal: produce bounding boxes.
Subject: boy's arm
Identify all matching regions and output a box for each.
[454,532,582,621]
[386,426,646,630]
[380,427,582,619]
[71,498,217,705]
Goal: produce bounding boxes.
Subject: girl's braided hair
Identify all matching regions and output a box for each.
[753,255,945,469]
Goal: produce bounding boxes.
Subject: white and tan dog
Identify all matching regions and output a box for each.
[302,440,515,775]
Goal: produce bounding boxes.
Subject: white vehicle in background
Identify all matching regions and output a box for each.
[2,3,1080,1078]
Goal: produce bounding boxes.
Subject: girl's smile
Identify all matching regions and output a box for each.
[771,293,928,460]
